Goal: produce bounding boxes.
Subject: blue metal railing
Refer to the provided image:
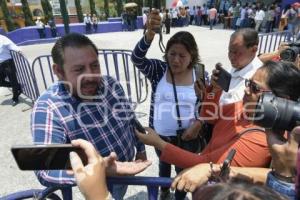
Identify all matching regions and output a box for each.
[10,50,40,102]
[2,176,173,200]
[258,31,292,55]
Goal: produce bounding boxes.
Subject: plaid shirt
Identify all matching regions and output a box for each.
[31,76,145,186]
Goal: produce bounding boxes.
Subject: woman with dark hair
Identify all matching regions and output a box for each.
[168,61,300,200]
[131,9,205,200]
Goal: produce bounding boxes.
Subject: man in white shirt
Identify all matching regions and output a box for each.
[254,6,265,32]
[218,28,262,105]
[35,17,45,38]
[0,34,21,106]
[209,5,217,30]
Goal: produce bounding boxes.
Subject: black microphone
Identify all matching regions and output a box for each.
[151,0,165,52]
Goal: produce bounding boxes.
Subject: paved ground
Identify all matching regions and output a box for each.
[0,24,234,199]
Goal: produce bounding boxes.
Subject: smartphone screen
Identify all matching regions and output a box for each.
[195,63,206,85]
[215,63,232,92]
[219,149,236,177]
[11,144,88,170]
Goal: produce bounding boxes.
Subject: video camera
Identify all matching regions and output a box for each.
[253,92,300,131]
[280,41,300,62]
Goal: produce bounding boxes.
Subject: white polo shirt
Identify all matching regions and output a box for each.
[0,35,20,64]
[219,56,263,105]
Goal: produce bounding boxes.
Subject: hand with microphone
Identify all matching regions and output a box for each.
[145,9,161,43]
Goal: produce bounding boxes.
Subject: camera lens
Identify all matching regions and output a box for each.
[254,93,300,131]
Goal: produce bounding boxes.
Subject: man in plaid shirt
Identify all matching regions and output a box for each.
[31,33,147,199]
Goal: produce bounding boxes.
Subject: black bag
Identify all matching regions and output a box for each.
[176,129,207,153]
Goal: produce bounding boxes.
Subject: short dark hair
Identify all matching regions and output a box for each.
[163,31,200,68]
[51,33,98,68]
[261,60,300,101]
[231,28,259,48]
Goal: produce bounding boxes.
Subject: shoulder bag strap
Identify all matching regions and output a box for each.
[169,68,182,129]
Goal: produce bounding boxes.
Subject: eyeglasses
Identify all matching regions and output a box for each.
[245,79,271,94]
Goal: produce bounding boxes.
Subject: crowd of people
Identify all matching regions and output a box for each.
[155,1,299,38]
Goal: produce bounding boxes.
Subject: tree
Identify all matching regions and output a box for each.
[88,0,96,15]
[59,0,70,34]
[74,0,83,22]
[116,0,122,16]
[20,0,34,26]
[104,0,109,19]
[0,0,15,31]
[41,0,54,22]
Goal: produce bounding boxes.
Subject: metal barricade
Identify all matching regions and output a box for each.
[257,31,291,55]
[31,49,149,109]
[98,49,149,106]
[2,176,172,200]
[10,50,40,102]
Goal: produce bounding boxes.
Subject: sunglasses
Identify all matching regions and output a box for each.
[245,79,271,94]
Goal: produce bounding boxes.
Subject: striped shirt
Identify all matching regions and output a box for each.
[32,76,145,186]
[131,36,209,128]
[131,36,168,128]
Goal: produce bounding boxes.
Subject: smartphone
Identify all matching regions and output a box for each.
[215,63,232,92]
[195,63,206,85]
[219,149,236,178]
[11,144,88,170]
[134,119,147,134]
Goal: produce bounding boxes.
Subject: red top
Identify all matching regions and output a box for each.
[160,89,271,169]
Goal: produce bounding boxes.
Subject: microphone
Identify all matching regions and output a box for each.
[150,0,165,52]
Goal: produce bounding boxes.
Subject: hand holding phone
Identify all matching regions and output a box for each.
[214,63,232,92]
[219,149,236,178]
[11,144,88,170]
[134,119,147,134]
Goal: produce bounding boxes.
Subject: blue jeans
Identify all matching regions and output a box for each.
[111,184,128,200]
[266,172,296,200]
[210,19,214,30]
[155,135,187,200]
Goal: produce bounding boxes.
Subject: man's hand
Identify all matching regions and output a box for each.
[104,152,152,176]
[211,68,223,92]
[171,163,213,192]
[266,126,300,178]
[145,9,161,42]
[135,127,167,150]
[135,151,147,161]
[70,139,109,200]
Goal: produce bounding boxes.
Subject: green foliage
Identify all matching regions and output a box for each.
[104,0,109,19]
[41,0,54,22]
[116,0,122,16]
[21,0,34,26]
[0,0,15,31]
[59,0,70,34]
[89,0,97,15]
[75,0,83,22]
